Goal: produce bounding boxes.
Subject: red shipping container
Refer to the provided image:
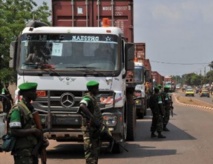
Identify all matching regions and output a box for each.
[134,43,146,60]
[52,0,134,42]
[152,71,163,85]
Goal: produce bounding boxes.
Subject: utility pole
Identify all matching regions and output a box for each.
[204,67,206,76]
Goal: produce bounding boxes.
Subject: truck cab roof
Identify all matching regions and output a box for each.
[22,26,124,36]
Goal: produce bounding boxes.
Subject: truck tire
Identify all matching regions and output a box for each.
[136,107,144,119]
[144,100,147,116]
[126,93,136,141]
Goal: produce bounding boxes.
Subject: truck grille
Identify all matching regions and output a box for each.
[34,90,84,112]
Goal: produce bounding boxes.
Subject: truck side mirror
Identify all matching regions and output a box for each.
[9,41,17,69]
[123,43,134,79]
[125,43,134,70]
[144,70,147,77]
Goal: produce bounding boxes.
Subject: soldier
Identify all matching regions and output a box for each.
[158,84,162,92]
[149,87,166,138]
[7,82,47,164]
[79,80,104,164]
[162,85,174,131]
[1,81,14,114]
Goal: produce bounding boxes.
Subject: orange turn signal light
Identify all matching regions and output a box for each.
[102,18,110,27]
[36,90,46,97]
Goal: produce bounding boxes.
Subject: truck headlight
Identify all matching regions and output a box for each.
[103,115,117,126]
[135,99,141,104]
[98,92,115,108]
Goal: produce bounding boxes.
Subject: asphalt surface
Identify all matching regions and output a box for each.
[1,91,213,164]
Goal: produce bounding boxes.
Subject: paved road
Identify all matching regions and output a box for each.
[178,90,213,105]
[1,92,213,164]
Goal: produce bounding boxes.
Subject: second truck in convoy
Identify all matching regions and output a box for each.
[133,43,148,119]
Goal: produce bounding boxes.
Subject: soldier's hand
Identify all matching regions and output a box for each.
[91,120,101,129]
[42,137,49,148]
[33,128,43,137]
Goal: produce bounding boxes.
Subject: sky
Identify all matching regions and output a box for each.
[36,0,213,76]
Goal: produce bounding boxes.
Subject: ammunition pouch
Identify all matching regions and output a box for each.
[1,133,16,152]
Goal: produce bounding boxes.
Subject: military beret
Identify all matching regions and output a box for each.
[154,86,159,90]
[86,80,99,87]
[164,85,170,89]
[18,82,38,91]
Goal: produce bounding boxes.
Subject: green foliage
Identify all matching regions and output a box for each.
[0,0,51,83]
[171,75,182,84]
[208,61,213,69]
[205,70,213,83]
[190,74,202,86]
[182,70,213,86]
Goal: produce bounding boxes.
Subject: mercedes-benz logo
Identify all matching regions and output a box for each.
[60,93,75,108]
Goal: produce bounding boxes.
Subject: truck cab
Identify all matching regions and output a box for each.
[11,23,136,153]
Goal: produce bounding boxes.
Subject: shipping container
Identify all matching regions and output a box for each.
[52,0,134,42]
[134,42,146,60]
[152,71,163,85]
[144,59,151,77]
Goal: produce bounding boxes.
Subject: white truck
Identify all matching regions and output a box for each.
[133,62,147,118]
[10,22,136,153]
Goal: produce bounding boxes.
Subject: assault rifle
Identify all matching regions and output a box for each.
[169,95,174,117]
[32,111,48,164]
[78,106,128,152]
[170,106,174,117]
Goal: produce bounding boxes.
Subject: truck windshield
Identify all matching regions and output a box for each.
[134,67,144,82]
[19,34,119,72]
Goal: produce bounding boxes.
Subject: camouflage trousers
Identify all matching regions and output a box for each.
[150,114,163,133]
[13,149,38,164]
[83,129,101,164]
[163,106,170,126]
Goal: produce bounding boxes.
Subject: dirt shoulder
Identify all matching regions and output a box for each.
[175,95,213,108]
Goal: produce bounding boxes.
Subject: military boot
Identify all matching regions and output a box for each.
[151,132,157,138]
[158,132,166,138]
[163,125,170,131]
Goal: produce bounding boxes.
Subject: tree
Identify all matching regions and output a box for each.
[0,0,51,83]
[208,61,213,70]
[190,74,202,86]
[182,73,203,86]
[205,70,213,84]
[171,75,182,84]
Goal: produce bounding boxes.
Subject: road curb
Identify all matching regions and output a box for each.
[173,93,213,111]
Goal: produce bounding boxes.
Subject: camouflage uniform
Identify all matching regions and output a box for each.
[149,88,165,138]
[80,93,103,164]
[162,91,173,131]
[8,100,38,164]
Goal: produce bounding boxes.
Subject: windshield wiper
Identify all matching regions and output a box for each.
[66,66,96,69]
[84,69,108,77]
[65,66,115,76]
[40,65,60,76]
[23,62,40,68]
[41,69,60,76]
